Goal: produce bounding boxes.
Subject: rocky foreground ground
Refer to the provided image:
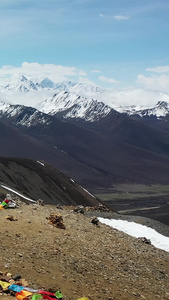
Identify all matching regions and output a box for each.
[0,202,169,300]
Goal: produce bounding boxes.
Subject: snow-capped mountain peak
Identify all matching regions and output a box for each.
[0,76,110,122]
[114,100,169,118]
[40,78,55,89]
[37,90,111,122]
[0,100,51,127]
[133,101,169,118]
[0,75,40,92]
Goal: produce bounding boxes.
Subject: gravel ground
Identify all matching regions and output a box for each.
[0,203,169,300]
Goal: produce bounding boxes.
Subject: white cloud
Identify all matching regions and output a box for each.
[91,70,101,73]
[146,65,169,74]
[1,62,169,109]
[78,76,96,85]
[113,15,130,21]
[99,76,120,84]
[0,62,87,82]
[137,74,169,94]
[99,13,130,21]
[96,87,169,108]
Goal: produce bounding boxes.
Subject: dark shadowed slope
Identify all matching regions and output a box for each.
[0,120,108,188]
[2,108,169,190]
[0,157,100,206]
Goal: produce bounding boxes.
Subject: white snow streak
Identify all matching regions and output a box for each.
[1,184,36,203]
[80,186,95,198]
[37,160,45,166]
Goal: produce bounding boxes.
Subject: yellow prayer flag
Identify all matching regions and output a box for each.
[0,280,11,289]
[77,298,90,300]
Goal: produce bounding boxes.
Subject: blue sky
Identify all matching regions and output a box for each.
[1,0,169,104]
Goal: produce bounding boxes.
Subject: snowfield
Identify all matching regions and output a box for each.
[98,217,169,253]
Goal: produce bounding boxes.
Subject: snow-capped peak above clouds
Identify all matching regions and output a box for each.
[0,76,110,122]
[0,75,103,103]
[1,75,169,121]
[0,74,101,93]
[0,75,40,92]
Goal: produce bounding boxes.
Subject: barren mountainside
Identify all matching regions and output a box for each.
[0,203,169,300]
[0,157,100,206]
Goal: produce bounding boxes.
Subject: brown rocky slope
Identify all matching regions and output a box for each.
[0,202,169,300]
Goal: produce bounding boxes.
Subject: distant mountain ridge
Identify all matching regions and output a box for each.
[1,75,169,190]
[119,101,169,118]
[0,75,40,92]
[1,75,169,121]
[0,75,110,122]
[0,75,102,94]
[1,98,169,190]
[0,100,51,127]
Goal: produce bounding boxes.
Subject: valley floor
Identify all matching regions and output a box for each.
[0,202,169,300]
[95,184,169,227]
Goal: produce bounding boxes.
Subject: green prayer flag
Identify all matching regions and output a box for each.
[31,294,43,300]
[55,291,63,299]
[2,201,8,207]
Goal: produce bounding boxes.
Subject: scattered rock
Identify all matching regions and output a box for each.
[138,237,151,245]
[47,214,66,229]
[6,215,18,221]
[36,199,44,206]
[74,207,84,214]
[97,204,110,212]
[91,217,99,226]
[56,204,63,210]
[12,275,22,281]
[16,278,28,286]
[85,204,111,212]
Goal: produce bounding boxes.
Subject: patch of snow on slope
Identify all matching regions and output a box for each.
[80,185,95,198]
[1,184,36,203]
[37,161,45,166]
[98,217,169,253]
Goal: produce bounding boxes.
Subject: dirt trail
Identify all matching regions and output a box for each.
[0,203,169,300]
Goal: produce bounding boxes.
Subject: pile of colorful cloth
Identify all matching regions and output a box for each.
[0,272,89,300]
[0,198,16,210]
[0,272,63,300]
[0,199,10,209]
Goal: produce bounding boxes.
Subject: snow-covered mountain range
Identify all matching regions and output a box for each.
[117,101,169,118]
[0,76,111,122]
[0,75,169,121]
[0,100,51,127]
[1,75,169,190]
